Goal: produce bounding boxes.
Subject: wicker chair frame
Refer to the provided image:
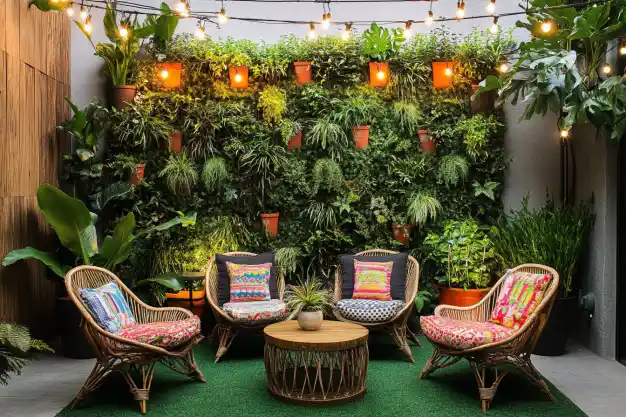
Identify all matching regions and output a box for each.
[205,252,286,363]
[419,264,560,413]
[66,266,206,414]
[332,249,420,362]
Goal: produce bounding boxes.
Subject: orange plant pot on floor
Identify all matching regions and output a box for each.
[437,285,490,307]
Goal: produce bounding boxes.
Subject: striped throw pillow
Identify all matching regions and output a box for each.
[227,262,272,302]
[352,260,393,301]
[79,281,136,333]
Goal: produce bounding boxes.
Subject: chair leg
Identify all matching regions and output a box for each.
[160,350,206,382]
[407,327,422,347]
[513,356,556,402]
[121,362,156,415]
[389,323,414,363]
[419,348,460,379]
[215,325,237,363]
[470,362,508,413]
[70,359,114,409]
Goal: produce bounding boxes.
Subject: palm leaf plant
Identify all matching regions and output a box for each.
[159,153,199,196]
[362,23,405,62]
[284,278,332,320]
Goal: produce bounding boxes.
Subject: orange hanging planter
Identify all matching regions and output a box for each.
[293,62,312,84]
[352,125,370,149]
[229,66,249,88]
[369,62,389,87]
[392,224,412,246]
[129,163,145,185]
[261,212,280,237]
[159,62,183,89]
[170,130,182,153]
[431,61,455,89]
[418,129,437,153]
[287,131,302,150]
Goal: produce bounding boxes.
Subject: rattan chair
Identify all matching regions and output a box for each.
[205,252,286,362]
[66,266,205,414]
[332,249,420,362]
[419,264,560,413]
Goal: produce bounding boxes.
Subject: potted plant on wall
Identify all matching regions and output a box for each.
[333,94,380,149]
[285,278,331,331]
[279,119,303,150]
[424,219,496,307]
[362,23,404,87]
[112,154,145,185]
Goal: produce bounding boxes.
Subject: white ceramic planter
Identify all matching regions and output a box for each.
[297,310,323,331]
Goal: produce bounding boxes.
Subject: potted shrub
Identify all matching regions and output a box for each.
[418,130,437,153]
[424,219,496,307]
[280,120,303,150]
[1,184,196,358]
[362,23,404,87]
[492,199,594,356]
[112,155,145,185]
[285,278,332,331]
[333,94,380,149]
[392,223,413,246]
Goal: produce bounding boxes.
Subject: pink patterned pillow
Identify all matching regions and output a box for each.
[352,260,393,301]
[490,271,551,330]
[226,262,272,302]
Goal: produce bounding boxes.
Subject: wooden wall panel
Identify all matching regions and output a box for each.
[0,0,69,336]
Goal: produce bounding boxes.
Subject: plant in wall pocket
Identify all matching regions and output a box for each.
[431,61,456,89]
[285,278,332,331]
[333,94,380,149]
[158,62,183,89]
[279,120,303,150]
[159,153,199,196]
[293,61,313,85]
[417,129,436,153]
[112,154,145,185]
[362,23,404,87]
[307,118,348,160]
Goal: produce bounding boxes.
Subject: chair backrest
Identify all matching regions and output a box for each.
[333,249,420,304]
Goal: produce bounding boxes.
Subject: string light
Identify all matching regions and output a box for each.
[426,10,434,26]
[119,25,129,40]
[560,129,570,139]
[499,62,509,73]
[83,15,92,34]
[403,21,412,39]
[160,68,169,79]
[218,7,228,24]
[456,1,465,21]
[175,0,190,18]
[602,63,611,74]
[376,68,385,80]
[620,44,626,56]
[541,20,553,33]
[80,5,88,21]
[234,70,242,83]
[195,20,206,40]
[486,0,496,14]
[444,65,453,77]
[322,12,331,30]
[308,22,316,39]
[490,16,499,34]
[66,4,74,16]
[341,23,352,41]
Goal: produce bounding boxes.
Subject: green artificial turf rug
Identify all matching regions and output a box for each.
[57,335,585,417]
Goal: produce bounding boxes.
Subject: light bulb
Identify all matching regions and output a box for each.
[541,20,553,33]
[376,70,385,80]
[487,0,496,14]
[218,8,228,24]
[444,67,452,77]
[66,6,74,16]
[83,15,92,34]
[119,26,129,40]
[499,63,509,73]
[195,26,206,40]
[426,11,433,26]
[341,24,351,41]
[160,69,169,79]
[620,45,626,56]
[403,21,412,39]
[456,1,465,21]
[602,63,611,74]
[234,73,242,83]
[80,7,88,21]
[322,13,331,30]
[490,17,499,34]
[308,23,316,39]
[560,129,570,139]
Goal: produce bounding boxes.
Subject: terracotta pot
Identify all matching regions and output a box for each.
[260,212,280,237]
[431,61,455,89]
[129,163,145,185]
[297,311,323,331]
[166,287,206,318]
[293,61,312,85]
[352,125,370,149]
[160,62,183,89]
[437,285,490,307]
[470,84,494,115]
[229,66,249,88]
[418,129,436,153]
[112,85,137,110]
[170,130,183,153]
[287,131,302,150]
[392,224,412,246]
[369,62,389,87]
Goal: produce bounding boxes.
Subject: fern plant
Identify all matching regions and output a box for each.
[0,323,52,385]
[306,118,348,161]
[257,85,287,125]
[392,101,422,133]
[159,153,198,196]
[311,158,343,195]
[438,154,469,187]
[202,157,229,193]
[407,191,442,226]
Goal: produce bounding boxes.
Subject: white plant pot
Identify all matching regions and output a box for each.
[297,310,323,331]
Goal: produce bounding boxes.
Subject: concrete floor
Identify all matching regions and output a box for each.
[2,345,626,416]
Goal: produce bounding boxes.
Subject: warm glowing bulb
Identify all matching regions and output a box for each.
[160,69,169,79]
[80,7,88,21]
[234,73,242,83]
[602,63,611,74]
[403,22,412,39]
[66,7,74,16]
[456,2,465,21]
[218,8,228,24]
[377,70,385,80]
[499,63,509,73]
[560,129,570,139]
[487,0,496,14]
[119,26,129,39]
[308,23,316,39]
[322,13,331,30]
[342,29,350,40]
[620,46,626,56]
[84,22,92,34]
[490,17,499,34]
[195,26,206,40]
[426,11,433,26]
[444,67,453,77]
[541,21,553,33]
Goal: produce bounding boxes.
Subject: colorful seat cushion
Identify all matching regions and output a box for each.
[421,315,515,350]
[339,252,409,300]
[215,252,277,305]
[115,316,201,349]
[352,260,394,300]
[490,271,552,330]
[336,299,404,322]
[226,262,272,302]
[79,281,136,333]
[222,299,287,322]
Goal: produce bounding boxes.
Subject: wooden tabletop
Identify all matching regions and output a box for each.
[264,320,368,351]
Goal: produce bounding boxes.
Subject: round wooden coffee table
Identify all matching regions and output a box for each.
[263,320,369,405]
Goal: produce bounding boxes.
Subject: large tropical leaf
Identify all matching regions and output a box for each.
[136,272,184,291]
[96,213,136,271]
[36,184,97,264]
[136,212,197,237]
[92,182,132,211]
[1,248,70,279]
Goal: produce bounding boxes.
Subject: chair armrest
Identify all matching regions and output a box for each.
[435,303,487,322]
[141,306,194,323]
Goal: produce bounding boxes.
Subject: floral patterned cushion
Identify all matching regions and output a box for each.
[420,315,515,350]
[490,271,552,330]
[227,262,272,302]
[336,299,404,323]
[115,316,201,349]
[222,299,287,322]
[352,260,393,301]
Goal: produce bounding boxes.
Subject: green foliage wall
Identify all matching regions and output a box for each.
[66,28,512,284]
